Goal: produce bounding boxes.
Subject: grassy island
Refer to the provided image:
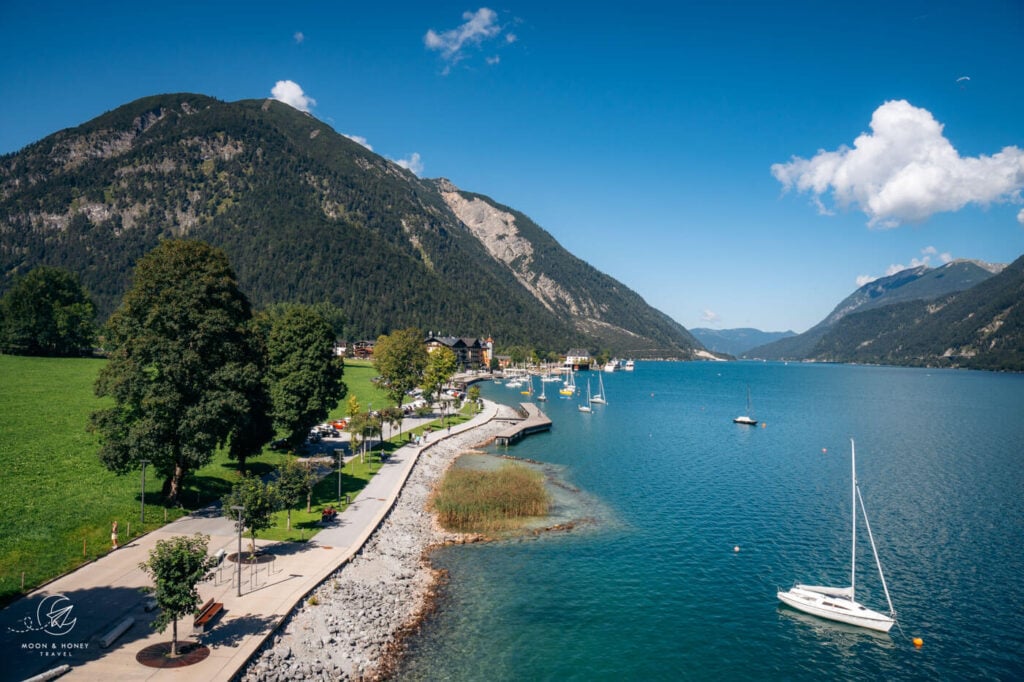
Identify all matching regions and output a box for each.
[431,462,550,534]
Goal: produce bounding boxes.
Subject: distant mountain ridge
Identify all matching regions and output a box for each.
[690,327,796,356]
[746,260,1002,360]
[747,257,1023,371]
[0,93,701,358]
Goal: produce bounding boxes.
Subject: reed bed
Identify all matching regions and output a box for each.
[431,463,550,533]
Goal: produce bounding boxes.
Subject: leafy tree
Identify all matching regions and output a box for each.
[381,405,405,444]
[223,475,278,558]
[276,457,318,527]
[91,240,264,503]
[468,385,481,408]
[373,327,428,408]
[422,346,458,402]
[263,304,347,447]
[139,533,217,657]
[0,266,95,356]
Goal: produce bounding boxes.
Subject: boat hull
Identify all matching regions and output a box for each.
[733,416,758,425]
[777,586,894,632]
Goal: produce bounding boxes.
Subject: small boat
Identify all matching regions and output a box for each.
[591,372,607,404]
[537,378,547,402]
[603,360,618,373]
[624,359,635,371]
[578,378,592,413]
[559,370,576,396]
[733,386,758,425]
[777,440,897,633]
[521,377,534,396]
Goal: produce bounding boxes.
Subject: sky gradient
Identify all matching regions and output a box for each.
[2,1,1022,333]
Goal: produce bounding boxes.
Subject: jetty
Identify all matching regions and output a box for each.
[494,402,552,446]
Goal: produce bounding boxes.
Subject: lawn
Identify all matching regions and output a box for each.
[0,354,464,606]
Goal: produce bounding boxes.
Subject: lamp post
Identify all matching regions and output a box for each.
[337,448,343,502]
[139,459,150,527]
[230,505,244,597]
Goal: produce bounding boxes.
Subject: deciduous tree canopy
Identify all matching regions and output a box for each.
[0,265,95,356]
[91,240,264,503]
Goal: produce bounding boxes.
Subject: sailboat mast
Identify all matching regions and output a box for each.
[851,439,857,595]
[857,484,897,618]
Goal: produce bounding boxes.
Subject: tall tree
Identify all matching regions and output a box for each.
[139,534,217,657]
[91,240,264,503]
[373,327,428,409]
[263,304,347,447]
[0,266,95,356]
[422,346,459,402]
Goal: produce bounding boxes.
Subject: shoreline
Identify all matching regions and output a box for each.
[238,403,522,681]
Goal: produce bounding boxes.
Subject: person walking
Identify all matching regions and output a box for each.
[111,520,119,549]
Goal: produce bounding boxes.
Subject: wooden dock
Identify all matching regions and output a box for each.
[494,403,552,446]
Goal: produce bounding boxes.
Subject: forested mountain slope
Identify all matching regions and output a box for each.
[0,94,701,357]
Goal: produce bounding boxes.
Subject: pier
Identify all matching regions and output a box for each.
[494,402,552,446]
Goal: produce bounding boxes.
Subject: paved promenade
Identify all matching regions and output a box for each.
[1,402,500,682]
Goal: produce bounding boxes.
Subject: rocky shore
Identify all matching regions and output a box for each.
[238,403,521,681]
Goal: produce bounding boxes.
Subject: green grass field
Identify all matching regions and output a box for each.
[0,355,463,607]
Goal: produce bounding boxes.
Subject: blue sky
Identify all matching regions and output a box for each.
[2,1,1022,333]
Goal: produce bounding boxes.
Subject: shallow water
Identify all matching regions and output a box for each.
[397,362,1024,680]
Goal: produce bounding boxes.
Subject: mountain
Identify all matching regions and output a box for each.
[810,254,1024,371]
[746,260,1002,360]
[0,93,701,358]
[690,327,796,356]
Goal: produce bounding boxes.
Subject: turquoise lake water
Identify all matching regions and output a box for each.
[395,362,1024,680]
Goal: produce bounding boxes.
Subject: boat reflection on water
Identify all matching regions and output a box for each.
[777,606,896,652]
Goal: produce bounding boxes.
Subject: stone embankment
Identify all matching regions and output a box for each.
[239,404,521,681]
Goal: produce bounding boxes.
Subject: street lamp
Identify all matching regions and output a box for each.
[230,505,244,597]
[139,459,150,527]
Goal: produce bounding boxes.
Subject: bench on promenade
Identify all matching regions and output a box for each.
[193,597,223,634]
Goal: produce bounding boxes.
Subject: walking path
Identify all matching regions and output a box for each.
[2,402,500,682]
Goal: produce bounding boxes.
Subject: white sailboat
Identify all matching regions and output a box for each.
[537,377,547,401]
[733,385,758,425]
[777,439,897,633]
[559,370,576,396]
[591,372,607,404]
[578,378,592,413]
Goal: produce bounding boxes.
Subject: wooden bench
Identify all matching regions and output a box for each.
[193,597,223,634]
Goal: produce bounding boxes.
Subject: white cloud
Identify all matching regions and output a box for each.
[1018,208,1024,226]
[294,31,305,44]
[700,309,720,324]
[343,134,373,151]
[859,246,955,286]
[424,8,509,71]
[772,100,1024,227]
[270,80,316,112]
[393,152,424,176]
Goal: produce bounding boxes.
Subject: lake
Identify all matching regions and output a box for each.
[395,362,1024,680]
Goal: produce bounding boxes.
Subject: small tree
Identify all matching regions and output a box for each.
[223,476,278,557]
[422,346,459,402]
[381,405,405,445]
[139,534,217,657]
[373,327,428,409]
[468,385,481,411]
[276,458,317,529]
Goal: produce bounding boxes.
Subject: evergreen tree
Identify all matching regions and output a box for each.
[0,266,95,356]
[91,240,264,503]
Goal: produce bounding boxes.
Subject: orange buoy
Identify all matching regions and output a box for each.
[913,637,923,647]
